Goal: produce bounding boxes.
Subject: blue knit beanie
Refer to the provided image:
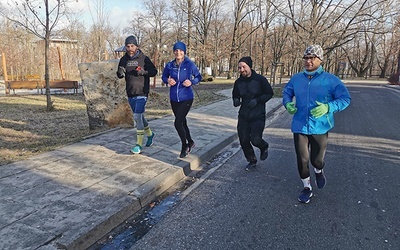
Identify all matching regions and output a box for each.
[173,41,186,54]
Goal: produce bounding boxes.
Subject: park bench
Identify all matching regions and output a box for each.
[6,81,41,94]
[39,80,79,94]
[6,80,79,94]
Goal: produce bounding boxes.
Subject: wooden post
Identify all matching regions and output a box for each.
[57,46,65,80]
[2,52,9,94]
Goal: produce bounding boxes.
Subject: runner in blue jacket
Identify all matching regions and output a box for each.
[282,44,351,204]
[161,41,202,158]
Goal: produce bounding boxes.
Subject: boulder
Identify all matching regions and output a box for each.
[78,60,133,129]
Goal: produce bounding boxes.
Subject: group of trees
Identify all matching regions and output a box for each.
[0,0,399,86]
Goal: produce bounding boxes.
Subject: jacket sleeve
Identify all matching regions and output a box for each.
[327,80,351,113]
[256,75,274,104]
[282,79,295,107]
[161,62,170,85]
[144,56,157,77]
[190,62,202,85]
[116,58,125,79]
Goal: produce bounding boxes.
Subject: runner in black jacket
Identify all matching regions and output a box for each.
[116,35,157,154]
[232,56,274,171]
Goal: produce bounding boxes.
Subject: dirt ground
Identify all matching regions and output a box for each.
[0,83,233,166]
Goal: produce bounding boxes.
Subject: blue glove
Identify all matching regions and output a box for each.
[285,102,297,115]
[311,101,329,118]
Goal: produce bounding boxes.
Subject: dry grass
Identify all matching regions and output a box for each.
[0,81,234,166]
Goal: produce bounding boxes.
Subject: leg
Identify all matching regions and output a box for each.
[310,133,328,189]
[249,119,269,160]
[171,100,192,145]
[293,133,310,179]
[237,118,256,163]
[294,133,313,203]
[129,97,147,153]
[309,133,328,170]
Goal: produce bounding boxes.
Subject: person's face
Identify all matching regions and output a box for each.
[238,62,251,77]
[174,49,185,61]
[126,44,138,56]
[303,55,322,71]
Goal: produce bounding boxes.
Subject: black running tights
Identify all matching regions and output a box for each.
[293,133,328,179]
[171,99,193,145]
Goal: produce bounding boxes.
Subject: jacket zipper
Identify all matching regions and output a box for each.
[176,63,181,102]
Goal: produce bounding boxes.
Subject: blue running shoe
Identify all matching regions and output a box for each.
[298,187,313,203]
[315,170,326,189]
[131,144,142,154]
[146,132,155,147]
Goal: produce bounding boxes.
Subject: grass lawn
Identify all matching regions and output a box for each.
[0,81,234,165]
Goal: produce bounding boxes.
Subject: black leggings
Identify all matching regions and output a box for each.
[237,118,268,163]
[293,133,328,179]
[171,99,193,145]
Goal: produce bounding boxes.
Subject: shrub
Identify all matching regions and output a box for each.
[201,73,214,82]
[387,73,399,85]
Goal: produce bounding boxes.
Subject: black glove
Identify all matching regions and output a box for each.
[247,99,257,108]
[137,68,148,76]
[117,66,125,78]
[233,98,241,107]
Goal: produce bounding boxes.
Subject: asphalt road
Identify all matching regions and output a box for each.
[128,82,400,250]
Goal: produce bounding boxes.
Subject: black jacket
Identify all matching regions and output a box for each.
[232,70,274,121]
[117,50,157,97]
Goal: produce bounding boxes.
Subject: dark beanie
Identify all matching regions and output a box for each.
[125,35,138,46]
[173,41,187,54]
[239,56,253,68]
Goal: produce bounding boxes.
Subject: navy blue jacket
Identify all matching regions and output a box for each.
[161,56,202,102]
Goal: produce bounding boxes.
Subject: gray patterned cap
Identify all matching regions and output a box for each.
[304,45,323,60]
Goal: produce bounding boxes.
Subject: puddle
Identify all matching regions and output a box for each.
[90,193,181,250]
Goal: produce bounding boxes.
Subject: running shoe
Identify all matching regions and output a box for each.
[131,144,142,154]
[315,170,326,189]
[146,132,155,147]
[187,140,195,153]
[298,187,313,203]
[245,161,257,171]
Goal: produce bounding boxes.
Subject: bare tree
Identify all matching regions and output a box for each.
[0,0,72,111]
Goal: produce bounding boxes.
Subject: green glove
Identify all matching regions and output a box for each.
[311,101,329,118]
[285,102,297,115]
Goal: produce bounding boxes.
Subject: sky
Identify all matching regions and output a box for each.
[0,0,146,30]
[70,0,145,30]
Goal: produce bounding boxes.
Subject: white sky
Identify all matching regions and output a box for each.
[0,0,146,30]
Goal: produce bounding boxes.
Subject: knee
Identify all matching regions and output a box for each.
[312,160,324,169]
[133,113,143,122]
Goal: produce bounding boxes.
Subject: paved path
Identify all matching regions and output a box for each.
[0,88,283,249]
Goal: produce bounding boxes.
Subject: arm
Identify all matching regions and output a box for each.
[190,61,202,85]
[327,80,351,113]
[144,56,157,77]
[161,62,170,85]
[116,58,126,79]
[256,76,274,104]
[232,80,241,107]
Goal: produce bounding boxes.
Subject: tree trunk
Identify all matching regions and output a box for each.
[45,0,53,111]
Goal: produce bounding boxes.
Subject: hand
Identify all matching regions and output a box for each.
[117,66,125,77]
[136,66,148,76]
[233,98,241,107]
[285,102,297,115]
[183,79,192,87]
[247,99,257,108]
[311,101,329,118]
[168,77,176,86]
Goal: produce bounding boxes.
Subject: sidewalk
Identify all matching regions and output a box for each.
[0,89,283,250]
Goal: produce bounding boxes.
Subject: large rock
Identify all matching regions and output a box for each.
[78,60,133,129]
